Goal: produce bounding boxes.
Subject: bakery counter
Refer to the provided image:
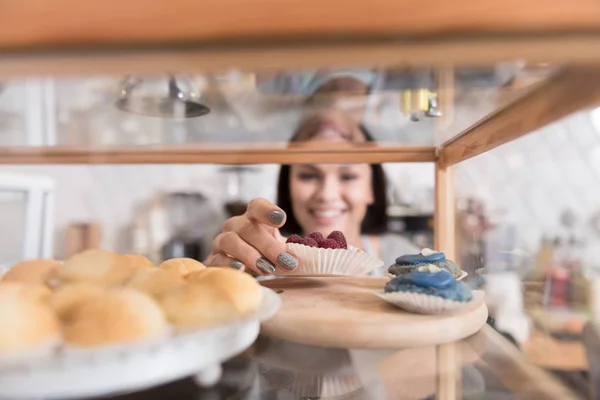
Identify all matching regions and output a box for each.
[98,325,583,400]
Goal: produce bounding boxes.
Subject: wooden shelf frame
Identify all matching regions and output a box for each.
[1,0,600,51]
[439,66,600,166]
[0,5,596,397]
[0,144,436,165]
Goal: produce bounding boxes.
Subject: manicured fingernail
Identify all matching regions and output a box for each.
[277,252,298,270]
[269,210,285,225]
[256,257,276,275]
[230,260,245,270]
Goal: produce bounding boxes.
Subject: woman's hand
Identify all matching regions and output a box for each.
[205,198,298,275]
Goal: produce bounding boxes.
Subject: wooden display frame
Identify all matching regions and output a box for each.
[1,4,600,399]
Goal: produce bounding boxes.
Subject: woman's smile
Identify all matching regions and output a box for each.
[308,207,348,226]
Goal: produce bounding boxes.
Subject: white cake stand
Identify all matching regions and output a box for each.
[0,287,281,400]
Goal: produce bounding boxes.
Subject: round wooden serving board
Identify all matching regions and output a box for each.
[260,276,488,349]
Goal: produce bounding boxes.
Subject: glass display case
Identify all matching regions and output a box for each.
[1,2,600,399]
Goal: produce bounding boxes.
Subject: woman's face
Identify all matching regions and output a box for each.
[289,109,374,236]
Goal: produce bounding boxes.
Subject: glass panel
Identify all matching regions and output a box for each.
[0,63,556,149]
[455,114,600,396]
[0,81,28,146]
[0,190,26,267]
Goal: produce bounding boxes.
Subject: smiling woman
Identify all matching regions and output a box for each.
[205,107,418,276]
[277,108,387,244]
[277,108,418,273]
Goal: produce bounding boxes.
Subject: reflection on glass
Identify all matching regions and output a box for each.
[0,191,26,267]
[0,63,557,148]
[115,75,209,119]
[0,82,27,146]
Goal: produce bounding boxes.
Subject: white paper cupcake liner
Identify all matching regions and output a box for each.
[276,244,384,276]
[374,289,484,315]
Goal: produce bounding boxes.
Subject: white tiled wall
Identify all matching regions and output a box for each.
[456,111,600,262]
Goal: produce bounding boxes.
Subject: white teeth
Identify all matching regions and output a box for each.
[313,210,342,218]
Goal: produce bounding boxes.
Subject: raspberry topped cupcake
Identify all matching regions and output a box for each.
[278,231,383,276]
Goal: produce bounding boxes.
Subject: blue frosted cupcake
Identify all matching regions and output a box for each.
[387,248,462,279]
[384,266,472,302]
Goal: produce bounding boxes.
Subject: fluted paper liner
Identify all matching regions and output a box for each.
[276,243,384,276]
[374,289,485,315]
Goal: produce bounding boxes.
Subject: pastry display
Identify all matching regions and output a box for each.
[64,288,169,347]
[195,268,263,315]
[387,248,463,279]
[0,283,61,362]
[1,259,60,286]
[0,249,268,364]
[158,257,206,277]
[125,268,185,298]
[385,266,472,302]
[376,265,482,315]
[281,231,383,276]
[57,249,135,286]
[124,254,155,269]
[49,282,107,321]
[160,268,263,329]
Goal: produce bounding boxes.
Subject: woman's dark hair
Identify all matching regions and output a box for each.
[277,122,389,236]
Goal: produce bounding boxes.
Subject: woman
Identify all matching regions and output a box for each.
[205,107,418,276]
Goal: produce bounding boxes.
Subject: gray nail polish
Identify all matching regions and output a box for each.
[277,252,298,270]
[256,257,276,275]
[230,260,245,270]
[269,210,285,225]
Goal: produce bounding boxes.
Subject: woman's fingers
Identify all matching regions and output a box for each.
[204,253,246,272]
[245,198,286,228]
[237,221,298,271]
[212,224,298,274]
[211,231,276,275]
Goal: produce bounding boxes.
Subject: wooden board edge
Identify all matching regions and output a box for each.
[439,67,600,166]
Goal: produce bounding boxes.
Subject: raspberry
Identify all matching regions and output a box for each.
[301,237,319,247]
[327,231,347,249]
[307,232,325,244]
[320,239,342,249]
[286,234,303,244]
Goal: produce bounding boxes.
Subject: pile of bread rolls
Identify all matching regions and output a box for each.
[0,249,263,363]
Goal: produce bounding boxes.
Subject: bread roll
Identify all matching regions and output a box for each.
[159,284,239,329]
[49,282,107,321]
[126,268,185,298]
[57,249,135,286]
[2,259,60,286]
[64,288,168,347]
[195,268,263,315]
[185,268,220,283]
[124,254,154,269]
[158,258,205,277]
[0,283,61,359]
[160,269,262,329]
